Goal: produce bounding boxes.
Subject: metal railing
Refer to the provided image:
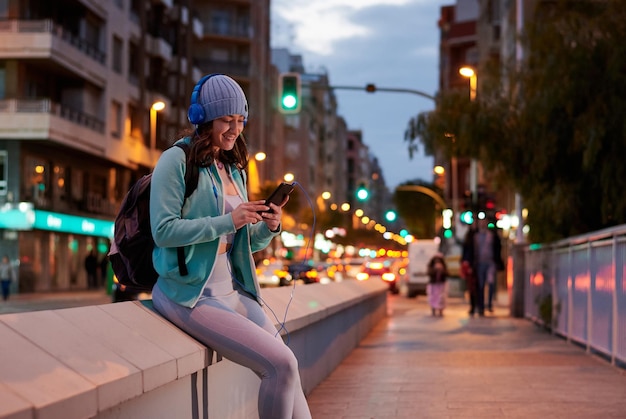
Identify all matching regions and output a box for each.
[523,225,626,366]
[0,99,104,133]
[0,19,105,64]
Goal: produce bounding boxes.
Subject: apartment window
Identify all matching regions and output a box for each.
[110,100,122,138]
[128,42,139,85]
[212,11,231,35]
[22,156,50,203]
[0,151,7,196]
[127,103,142,141]
[112,35,123,74]
[488,0,501,23]
[71,168,84,201]
[0,65,4,99]
[85,17,101,50]
[53,165,67,202]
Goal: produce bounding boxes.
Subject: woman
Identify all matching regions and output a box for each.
[150,74,311,419]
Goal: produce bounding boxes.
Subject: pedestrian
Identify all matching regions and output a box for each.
[427,252,448,317]
[99,254,109,288]
[0,255,16,301]
[84,249,98,289]
[461,227,478,316]
[149,74,311,419]
[462,217,504,315]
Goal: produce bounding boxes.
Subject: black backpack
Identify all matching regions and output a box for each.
[109,142,199,293]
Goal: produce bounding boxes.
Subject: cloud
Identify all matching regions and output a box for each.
[272,0,413,55]
[272,0,451,188]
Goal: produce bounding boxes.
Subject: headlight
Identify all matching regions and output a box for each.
[381,272,396,282]
[356,272,369,281]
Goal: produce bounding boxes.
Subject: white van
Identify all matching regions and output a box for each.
[400,239,441,298]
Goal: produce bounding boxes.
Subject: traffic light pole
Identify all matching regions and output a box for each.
[325,84,436,102]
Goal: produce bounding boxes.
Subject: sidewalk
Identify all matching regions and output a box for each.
[0,290,112,314]
[307,294,626,419]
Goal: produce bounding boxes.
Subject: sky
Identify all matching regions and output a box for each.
[271,0,453,189]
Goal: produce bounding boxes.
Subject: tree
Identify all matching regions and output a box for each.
[392,180,441,239]
[406,0,626,243]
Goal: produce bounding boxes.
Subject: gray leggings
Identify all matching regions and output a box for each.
[152,254,311,419]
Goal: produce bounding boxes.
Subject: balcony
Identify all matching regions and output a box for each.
[202,21,252,43]
[152,0,173,7]
[193,59,250,79]
[0,19,106,87]
[145,34,172,62]
[192,17,203,39]
[0,99,106,153]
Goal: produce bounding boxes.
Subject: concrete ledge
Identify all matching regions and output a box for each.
[0,279,388,419]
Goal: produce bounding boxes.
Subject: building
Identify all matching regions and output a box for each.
[438,0,479,224]
[271,48,350,231]
[0,0,273,292]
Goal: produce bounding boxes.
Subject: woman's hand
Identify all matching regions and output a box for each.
[230,200,266,230]
[261,196,290,232]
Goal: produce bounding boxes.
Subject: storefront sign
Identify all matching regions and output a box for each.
[32,210,114,238]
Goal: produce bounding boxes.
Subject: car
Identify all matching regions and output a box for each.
[256,259,292,287]
[359,258,405,293]
[287,262,313,281]
[388,258,409,294]
[401,240,441,298]
[341,258,367,280]
[287,261,332,284]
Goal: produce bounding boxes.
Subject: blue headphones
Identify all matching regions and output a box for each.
[187,74,247,127]
[187,74,219,126]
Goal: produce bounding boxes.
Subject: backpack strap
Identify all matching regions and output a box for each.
[173,141,199,276]
[175,141,199,199]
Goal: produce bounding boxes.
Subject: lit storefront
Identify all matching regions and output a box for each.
[1,203,113,293]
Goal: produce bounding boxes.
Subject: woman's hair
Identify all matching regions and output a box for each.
[180,122,249,170]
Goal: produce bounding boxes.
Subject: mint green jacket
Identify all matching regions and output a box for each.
[149,138,278,308]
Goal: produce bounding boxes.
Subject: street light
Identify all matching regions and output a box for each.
[459,66,476,101]
[459,66,478,206]
[150,101,165,150]
[248,151,266,196]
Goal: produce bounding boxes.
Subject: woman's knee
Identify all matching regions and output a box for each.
[268,346,300,379]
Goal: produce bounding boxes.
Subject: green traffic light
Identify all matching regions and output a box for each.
[282,94,297,110]
[460,211,474,224]
[384,210,397,222]
[356,187,369,201]
[279,73,301,114]
[443,229,453,239]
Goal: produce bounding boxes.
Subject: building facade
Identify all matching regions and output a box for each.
[0,0,274,292]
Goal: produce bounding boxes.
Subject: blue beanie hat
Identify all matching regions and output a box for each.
[198,75,248,123]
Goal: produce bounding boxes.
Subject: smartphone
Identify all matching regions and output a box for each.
[260,182,295,214]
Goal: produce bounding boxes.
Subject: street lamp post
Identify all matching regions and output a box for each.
[150,101,165,150]
[459,67,478,206]
[248,151,267,196]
